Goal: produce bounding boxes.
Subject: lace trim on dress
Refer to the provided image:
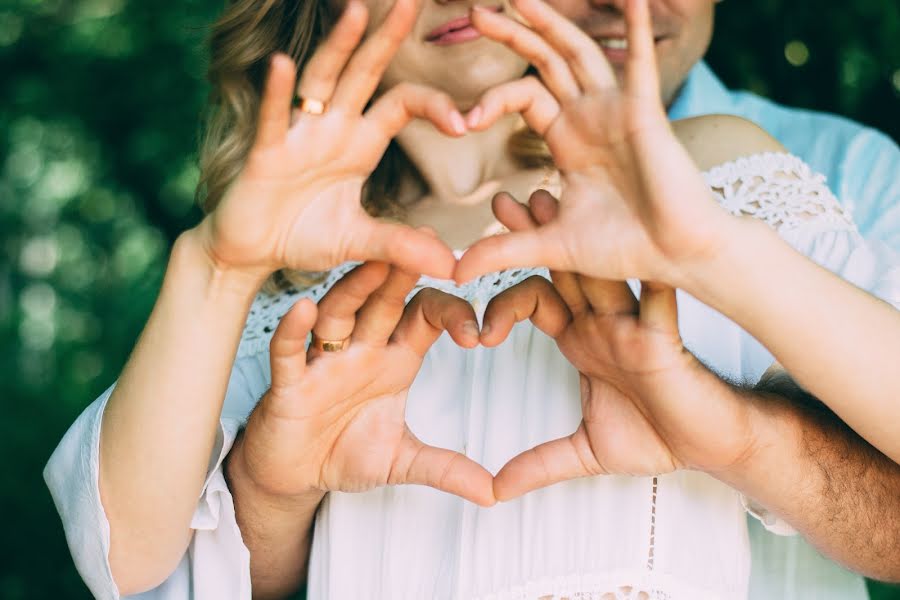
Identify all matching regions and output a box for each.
[702,152,855,235]
[237,262,549,358]
[470,568,727,600]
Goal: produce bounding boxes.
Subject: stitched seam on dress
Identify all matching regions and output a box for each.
[647,476,658,572]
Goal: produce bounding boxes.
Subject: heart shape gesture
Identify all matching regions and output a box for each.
[237,260,496,508]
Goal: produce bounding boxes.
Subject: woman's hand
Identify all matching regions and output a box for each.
[480,193,758,501]
[235,261,495,507]
[456,0,736,286]
[198,0,464,281]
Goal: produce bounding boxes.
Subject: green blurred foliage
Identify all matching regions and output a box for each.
[0,0,897,598]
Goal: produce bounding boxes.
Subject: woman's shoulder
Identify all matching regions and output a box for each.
[672,113,783,172]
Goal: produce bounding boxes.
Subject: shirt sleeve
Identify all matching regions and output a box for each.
[43,350,271,600]
[839,128,900,254]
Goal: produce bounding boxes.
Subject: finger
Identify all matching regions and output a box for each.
[351,266,421,346]
[331,0,420,111]
[348,219,457,279]
[255,54,297,149]
[502,0,617,91]
[392,288,480,354]
[491,191,538,232]
[454,225,571,284]
[480,275,571,347]
[365,83,466,138]
[470,6,581,102]
[639,281,679,335]
[524,189,587,311]
[465,76,559,135]
[395,431,496,507]
[625,0,662,102]
[493,423,600,502]
[295,1,369,109]
[526,190,636,315]
[268,298,317,392]
[311,261,390,352]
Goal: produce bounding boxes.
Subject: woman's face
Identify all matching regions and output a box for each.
[334,0,530,109]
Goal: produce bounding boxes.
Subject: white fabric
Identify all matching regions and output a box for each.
[44,152,900,599]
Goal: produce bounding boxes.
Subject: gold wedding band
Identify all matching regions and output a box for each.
[293,95,328,115]
[311,333,349,352]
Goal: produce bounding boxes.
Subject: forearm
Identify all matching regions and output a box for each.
[100,222,268,593]
[714,377,900,581]
[225,433,324,600]
[681,217,900,462]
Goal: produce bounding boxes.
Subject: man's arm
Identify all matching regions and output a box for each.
[716,369,900,582]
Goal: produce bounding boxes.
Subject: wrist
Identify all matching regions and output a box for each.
[176,223,271,301]
[225,430,326,514]
[705,388,808,505]
[668,215,767,295]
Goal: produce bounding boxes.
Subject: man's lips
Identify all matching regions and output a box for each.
[425,6,502,45]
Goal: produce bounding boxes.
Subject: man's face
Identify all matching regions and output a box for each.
[545,0,716,107]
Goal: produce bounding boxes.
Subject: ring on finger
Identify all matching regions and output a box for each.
[311,333,349,352]
[293,95,328,115]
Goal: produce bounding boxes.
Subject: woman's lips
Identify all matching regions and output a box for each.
[425,7,501,45]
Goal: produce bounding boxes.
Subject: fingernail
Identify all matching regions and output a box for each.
[450,111,467,135]
[466,106,482,129]
[462,320,480,338]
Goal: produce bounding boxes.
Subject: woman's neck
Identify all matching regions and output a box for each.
[396,113,548,250]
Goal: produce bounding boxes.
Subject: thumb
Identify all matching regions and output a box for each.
[638,281,679,335]
[392,430,496,507]
[351,219,457,280]
[454,224,570,284]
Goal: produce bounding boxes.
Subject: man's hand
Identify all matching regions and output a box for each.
[237,261,495,507]
[480,191,758,500]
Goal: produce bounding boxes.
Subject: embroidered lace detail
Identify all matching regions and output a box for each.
[237,262,548,358]
[703,152,855,235]
[472,570,726,600]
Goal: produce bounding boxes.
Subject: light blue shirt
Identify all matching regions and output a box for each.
[670,61,900,254]
[669,62,900,600]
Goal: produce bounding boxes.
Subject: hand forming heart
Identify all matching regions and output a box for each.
[454,0,738,288]
[238,260,497,507]
[234,0,761,507]
[479,192,758,501]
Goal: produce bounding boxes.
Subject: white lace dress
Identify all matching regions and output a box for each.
[45,153,900,600]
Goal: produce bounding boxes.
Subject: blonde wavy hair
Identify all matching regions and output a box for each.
[195,0,552,294]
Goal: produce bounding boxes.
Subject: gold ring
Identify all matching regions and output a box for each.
[311,333,348,352]
[293,95,328,115]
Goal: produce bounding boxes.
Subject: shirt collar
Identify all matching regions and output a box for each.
[667,61,735,120]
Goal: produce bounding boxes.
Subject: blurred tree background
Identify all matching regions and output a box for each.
[0,0,898,598]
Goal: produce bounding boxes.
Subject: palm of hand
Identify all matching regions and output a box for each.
[265,342,424,494]
[543,91,728,282]
[212,115,387,273]
[554,311,692,477]
[246,265,495,506]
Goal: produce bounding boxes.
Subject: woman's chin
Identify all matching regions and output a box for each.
[437,56,528,109]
